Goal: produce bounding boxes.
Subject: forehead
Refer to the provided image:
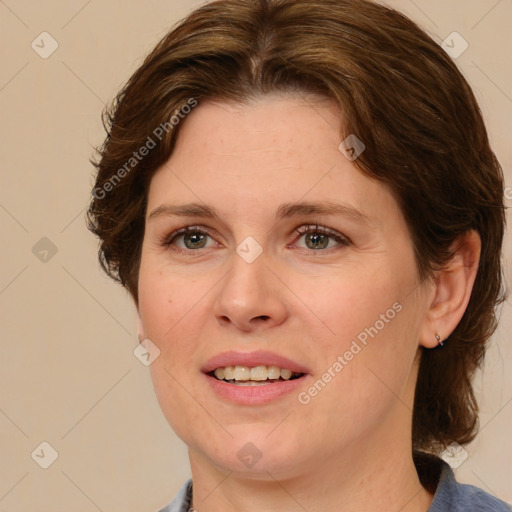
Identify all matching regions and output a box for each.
[171,95,340,164]
[146,95,401,229]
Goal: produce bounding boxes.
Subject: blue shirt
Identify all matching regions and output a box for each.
[157,452,511,511]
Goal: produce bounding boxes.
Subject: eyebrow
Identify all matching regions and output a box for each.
[148,201,373,226]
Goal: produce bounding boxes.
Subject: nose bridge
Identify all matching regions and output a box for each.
[213,241,287,330]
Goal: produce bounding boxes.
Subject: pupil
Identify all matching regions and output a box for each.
[185,232,206,249]
[307,233,328,249]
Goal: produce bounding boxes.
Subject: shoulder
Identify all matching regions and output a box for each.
[156,479,193,512]
[431,472,512,511]
[414,451,511,512]
[449,482,512,511]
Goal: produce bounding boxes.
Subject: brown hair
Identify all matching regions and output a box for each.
[87,0,507,454]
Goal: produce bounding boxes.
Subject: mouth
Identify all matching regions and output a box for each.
[208,365,305,386]
[201,350,310,405]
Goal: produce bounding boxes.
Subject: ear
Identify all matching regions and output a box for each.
[419,230,481,348]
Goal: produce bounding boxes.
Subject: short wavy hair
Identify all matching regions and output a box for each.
[87,0,507,454]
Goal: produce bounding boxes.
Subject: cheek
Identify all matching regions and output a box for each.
[138,257,197,340]
[299,264,420,406]
[139,266,208,440]
[148,360,208,449]
[138,258,214,398]
[297,265,404,348]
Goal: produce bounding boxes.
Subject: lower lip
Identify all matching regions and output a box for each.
[204,373,308,405]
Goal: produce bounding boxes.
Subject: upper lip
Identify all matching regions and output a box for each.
[201,350,310,375]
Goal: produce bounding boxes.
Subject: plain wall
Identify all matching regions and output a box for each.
[0,0,511,510]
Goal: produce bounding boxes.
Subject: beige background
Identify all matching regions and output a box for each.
[0,0,511,510]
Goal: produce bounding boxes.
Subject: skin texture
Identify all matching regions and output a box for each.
[136,94,480,512]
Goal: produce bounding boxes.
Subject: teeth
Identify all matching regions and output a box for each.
[223,366,235,380]
[211,365,302,382]
[280,368,292,380]
[232,380,272,386]
[250,366,268,381]
[233,365,251,381]
[267,366,281,379]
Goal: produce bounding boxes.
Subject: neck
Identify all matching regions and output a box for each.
[188,427,434,512]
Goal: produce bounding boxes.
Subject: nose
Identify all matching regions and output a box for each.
[212,248,288,332]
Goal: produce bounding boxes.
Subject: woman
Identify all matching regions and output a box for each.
[87,0,510,510]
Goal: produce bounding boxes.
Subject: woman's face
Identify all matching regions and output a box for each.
[137,95,434,478]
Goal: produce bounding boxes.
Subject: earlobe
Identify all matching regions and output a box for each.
[419,230,481,349]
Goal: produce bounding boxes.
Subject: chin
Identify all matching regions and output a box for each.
[186,426,310,478]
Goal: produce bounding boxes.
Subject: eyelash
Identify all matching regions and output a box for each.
[161,223,350,256]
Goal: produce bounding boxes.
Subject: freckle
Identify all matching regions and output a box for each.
[168,298,173,304]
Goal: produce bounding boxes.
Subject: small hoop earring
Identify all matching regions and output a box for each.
[435,333,444,347]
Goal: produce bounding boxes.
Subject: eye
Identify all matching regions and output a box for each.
[161,223,350,256]
[163,226,217,254]
[292,223,350,252]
